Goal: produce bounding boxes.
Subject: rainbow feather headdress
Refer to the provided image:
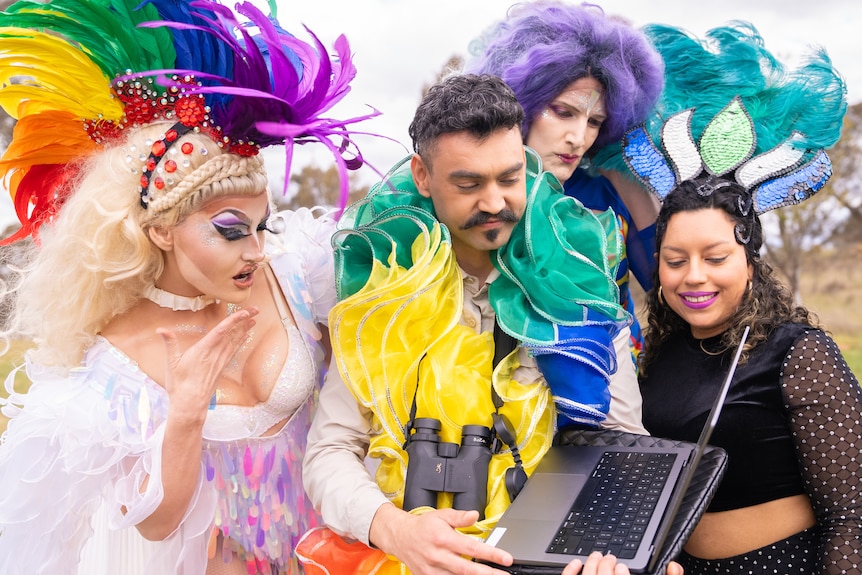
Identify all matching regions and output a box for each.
[0,0,376,244]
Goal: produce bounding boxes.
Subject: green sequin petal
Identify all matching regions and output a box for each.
[699,98,756,177]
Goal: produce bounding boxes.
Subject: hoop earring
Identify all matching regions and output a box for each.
[658,285,666,306]
[740,279,753,302]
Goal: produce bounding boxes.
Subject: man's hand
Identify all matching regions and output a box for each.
[368,504,514,575]
[368,505,685,575]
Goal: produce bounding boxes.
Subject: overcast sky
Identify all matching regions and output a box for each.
[1,0,860,226]
[266,0,861,188]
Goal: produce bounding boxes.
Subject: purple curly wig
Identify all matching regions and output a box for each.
[465,1,664,152]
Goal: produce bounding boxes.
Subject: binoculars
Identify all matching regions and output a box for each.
[402,417,493,519]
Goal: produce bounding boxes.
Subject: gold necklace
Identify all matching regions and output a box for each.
[698,339,724,356]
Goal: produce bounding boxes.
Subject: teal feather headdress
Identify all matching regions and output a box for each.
[595,20,846,213]
[622,97,834,213]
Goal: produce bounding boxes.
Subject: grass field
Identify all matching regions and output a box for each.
[796,246,862,380]
[0,338,32,436]
[1,249,860,436]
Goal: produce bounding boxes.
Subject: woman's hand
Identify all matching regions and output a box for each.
[563,553,684,575]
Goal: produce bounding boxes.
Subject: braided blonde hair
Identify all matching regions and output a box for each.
[145,149,267,217]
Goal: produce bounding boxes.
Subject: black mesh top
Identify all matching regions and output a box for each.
[641,323,862,573]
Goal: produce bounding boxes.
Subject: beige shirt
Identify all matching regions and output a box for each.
[302,268,646,545]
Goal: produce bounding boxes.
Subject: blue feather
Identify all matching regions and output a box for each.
[138,0,234,110]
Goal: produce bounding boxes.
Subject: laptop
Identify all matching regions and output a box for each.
[484,326,749,574]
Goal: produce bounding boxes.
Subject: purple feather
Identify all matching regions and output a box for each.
[134,0,378,209]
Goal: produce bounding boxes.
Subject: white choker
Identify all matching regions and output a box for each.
[143,285,217,312]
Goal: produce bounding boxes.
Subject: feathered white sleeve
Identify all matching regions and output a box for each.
[267,206,338,326]
[0,342,215,575]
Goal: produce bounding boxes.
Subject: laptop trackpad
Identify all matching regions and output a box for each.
[504,473,586,520]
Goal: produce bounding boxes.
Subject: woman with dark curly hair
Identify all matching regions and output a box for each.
[641,176,862,574]
[625,22,860,571]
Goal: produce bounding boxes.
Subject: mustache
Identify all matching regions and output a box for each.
[461,209,519,230]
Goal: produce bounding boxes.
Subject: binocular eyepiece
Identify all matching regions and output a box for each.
[402,418,493,519]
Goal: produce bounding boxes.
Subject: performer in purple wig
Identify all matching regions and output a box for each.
[465,1,665,368]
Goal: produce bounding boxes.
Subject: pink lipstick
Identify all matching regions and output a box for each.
[679,291,717,310]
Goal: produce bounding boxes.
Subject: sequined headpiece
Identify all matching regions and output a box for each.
[0,0,377,244]
[622,97,834,214]
[592,21,846,216]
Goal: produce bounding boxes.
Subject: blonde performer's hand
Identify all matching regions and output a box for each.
[157,307,259,423]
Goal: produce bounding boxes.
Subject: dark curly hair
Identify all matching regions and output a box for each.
[408,74,524,164]
[639,178,819,375]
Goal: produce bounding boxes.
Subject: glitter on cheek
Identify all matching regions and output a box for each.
[196,221,218,247]
[540,108,552,119]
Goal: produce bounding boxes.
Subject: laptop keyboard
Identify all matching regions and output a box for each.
[547,451,676,559]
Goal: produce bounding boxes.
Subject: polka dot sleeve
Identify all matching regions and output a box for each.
[781,330,862,574]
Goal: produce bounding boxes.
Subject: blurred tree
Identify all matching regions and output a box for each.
[763,191,832,306]
[762,102,862,304]
[420,55,464,97]
[0,108,12,147]
[284,163,369,211]
[0,227,31,328]
[828,101,862,246]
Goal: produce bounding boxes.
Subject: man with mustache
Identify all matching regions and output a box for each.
[300,74,645,575]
